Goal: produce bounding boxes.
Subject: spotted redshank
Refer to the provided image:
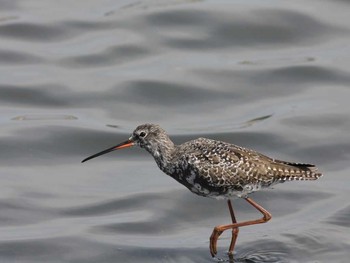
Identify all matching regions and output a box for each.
[82,123,322,257]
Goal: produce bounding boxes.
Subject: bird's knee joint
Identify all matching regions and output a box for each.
[264,213,272,222]
[214,226,221,232]
[232,227,239,234]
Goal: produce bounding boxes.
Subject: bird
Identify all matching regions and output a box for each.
[82,123,322,257]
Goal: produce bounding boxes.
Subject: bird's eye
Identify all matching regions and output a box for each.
[139,131,146,137]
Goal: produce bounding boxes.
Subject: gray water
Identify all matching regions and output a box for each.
[1,0,350,262]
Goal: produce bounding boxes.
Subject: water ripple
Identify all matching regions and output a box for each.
[0,23,69,42]
[0,49,43,65]
[326,205,350,227]
[144,9,347,49]
[59,44,153,68]
[230,241,291,263]
[0,1,350,262]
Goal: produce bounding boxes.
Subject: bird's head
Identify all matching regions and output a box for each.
[82,123,172,163]
[131,123,169,152]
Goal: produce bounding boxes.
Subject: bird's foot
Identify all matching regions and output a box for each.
[209,226,223,257]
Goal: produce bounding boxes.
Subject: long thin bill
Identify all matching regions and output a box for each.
[81,139,134,163]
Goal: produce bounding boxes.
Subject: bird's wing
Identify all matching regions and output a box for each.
[182,140,321,188]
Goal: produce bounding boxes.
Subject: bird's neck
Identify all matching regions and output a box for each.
[146,138,175,172]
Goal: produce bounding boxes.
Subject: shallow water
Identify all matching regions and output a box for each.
[1,0,350,262]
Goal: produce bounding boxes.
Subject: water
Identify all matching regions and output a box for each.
[0,0,349,262]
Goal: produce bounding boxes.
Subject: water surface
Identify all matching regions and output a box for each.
[0,0,350,262]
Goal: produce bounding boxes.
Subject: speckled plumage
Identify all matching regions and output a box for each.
[130,124,322,199]
[82,123,323,257]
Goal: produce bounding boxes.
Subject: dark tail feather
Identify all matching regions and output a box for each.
[275,160,323,181]
[275,160,315,167]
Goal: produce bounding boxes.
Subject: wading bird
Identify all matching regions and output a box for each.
[82,124,322,257]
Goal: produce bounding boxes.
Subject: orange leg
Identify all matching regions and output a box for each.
[227,200,239,255]
[209,197,272,257]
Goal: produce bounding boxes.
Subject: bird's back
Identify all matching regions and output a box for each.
[170,138,322,198]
